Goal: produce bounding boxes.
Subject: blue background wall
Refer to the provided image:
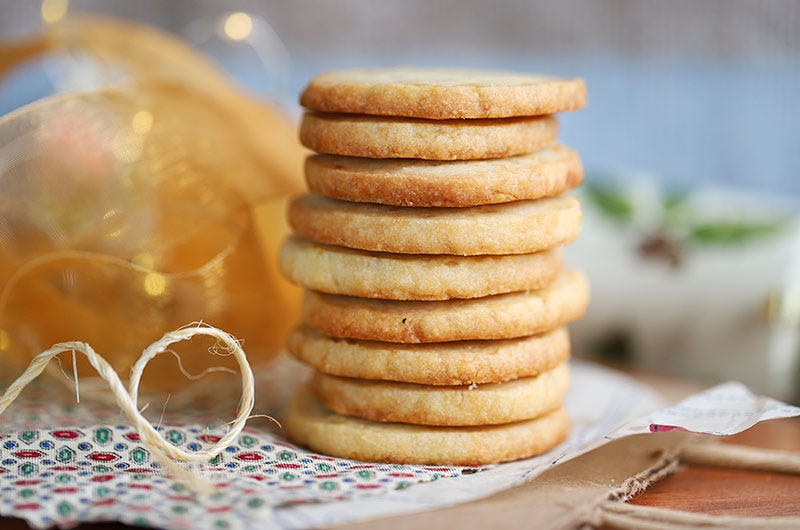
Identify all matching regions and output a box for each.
[1,0,798,195]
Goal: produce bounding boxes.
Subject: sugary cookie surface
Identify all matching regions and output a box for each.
[301,68,586,119]
[305,145,583,207]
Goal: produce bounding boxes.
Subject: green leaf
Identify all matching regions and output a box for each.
[585,183,634,222]
[662,189,692,229]
[664,190,690,213]
[687,220,787,245]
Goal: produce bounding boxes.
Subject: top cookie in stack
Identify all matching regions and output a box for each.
[281,68,589,466]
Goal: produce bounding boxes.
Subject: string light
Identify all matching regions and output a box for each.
[143,272,167,297]
[131,110,154,135]
[41,0,69,24]
[223,12,253,41]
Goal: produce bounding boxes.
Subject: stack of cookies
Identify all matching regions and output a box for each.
[281,69,589,465]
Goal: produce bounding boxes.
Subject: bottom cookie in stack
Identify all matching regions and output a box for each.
[285,388,570,466]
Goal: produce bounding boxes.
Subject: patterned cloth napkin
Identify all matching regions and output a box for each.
[1,361,798,530]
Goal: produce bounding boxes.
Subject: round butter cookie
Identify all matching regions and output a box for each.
[303,270,589,343]
[279,235,563,300]
[299,112,557,160]
[300,68,586,119]
[305,145,583,207]
[288,325,570,385]
[288,193,581,256]
[285,387,570,465]
[311,362,569,426]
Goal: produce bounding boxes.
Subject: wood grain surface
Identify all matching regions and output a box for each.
[627,417,800,518]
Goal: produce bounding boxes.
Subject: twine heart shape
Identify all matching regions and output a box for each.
[0,323,256,493]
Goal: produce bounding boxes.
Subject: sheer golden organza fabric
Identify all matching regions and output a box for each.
[0,15,305,388]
